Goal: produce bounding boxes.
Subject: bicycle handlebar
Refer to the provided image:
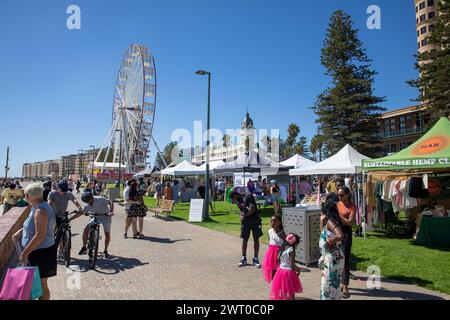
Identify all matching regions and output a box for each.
[85,212,113,217]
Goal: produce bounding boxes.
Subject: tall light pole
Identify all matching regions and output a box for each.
[90,145,95,181]
[115,129,123,189]
[5,146,10,180]
[196,70,211,220]
[78,149,85,182]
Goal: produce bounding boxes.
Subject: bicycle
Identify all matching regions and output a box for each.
[86,212,111,270]
[55,210,79,268]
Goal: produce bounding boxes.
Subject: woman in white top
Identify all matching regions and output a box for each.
[269,233,303,300]
[262,215,286,283]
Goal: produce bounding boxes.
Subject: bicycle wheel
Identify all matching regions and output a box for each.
[63,229,71,268]
[88,228,100,270]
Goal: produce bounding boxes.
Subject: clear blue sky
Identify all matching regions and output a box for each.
[0,0,419,177]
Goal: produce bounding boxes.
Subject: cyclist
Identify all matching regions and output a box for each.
[48,180,83,258]
[72,192,114,258]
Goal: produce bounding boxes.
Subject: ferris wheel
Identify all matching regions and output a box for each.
[97,44,157,174]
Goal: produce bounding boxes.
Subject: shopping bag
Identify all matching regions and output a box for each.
[16,266,42,300]
[0,268,34,300]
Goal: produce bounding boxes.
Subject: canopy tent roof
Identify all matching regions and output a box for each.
[363,117,450,171]
[133,166,160,179]
[160,160,200,176]
[196,160,226,174]
[289,144,371,176]
[213,150,292,175]
[280,154,316,169]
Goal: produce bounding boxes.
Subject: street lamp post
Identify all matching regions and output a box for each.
[78,150,85,182]
[195,70,211,220]
[90,145,95,181]
[5,146,10,180]
[115,129,123,190]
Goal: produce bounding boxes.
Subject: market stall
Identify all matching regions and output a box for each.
[362,117,450,246]
[133,165,160,179]
[160,160,200,176]
[196,160,226,174]
[280,154,316,169]
[289,144,370,206]
[289,144,370,176]
[214,150,293,205]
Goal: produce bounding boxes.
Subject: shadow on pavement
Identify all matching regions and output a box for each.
[357,275,434,289]
[349,287,445,300]
[65,255,148,275]
[152,215,181,222]
[139,236,191,244]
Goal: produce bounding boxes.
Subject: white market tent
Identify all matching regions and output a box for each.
[197,160,226,174]
[280,154,316,169]
[133,166,160,179]
[289,144,371,176]
[133,167,153,178]
[214,150,292,175]
[160,160,201,176]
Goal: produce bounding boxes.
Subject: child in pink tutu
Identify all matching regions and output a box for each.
[262,215,286,283]
[270,233,303,300]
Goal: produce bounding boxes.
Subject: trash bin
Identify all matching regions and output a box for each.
[282,205,321,266]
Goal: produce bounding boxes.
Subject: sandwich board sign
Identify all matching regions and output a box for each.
[189,199,204,222]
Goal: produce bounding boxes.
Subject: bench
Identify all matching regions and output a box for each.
[148,199,175,217]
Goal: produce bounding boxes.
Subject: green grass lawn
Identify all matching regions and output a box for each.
[351,232,450,295]
[143,197,450,295]
[143,197,275,241]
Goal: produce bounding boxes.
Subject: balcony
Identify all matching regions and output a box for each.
[381,126,425,139]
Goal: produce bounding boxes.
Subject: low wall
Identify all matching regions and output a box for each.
[0,207,31,274]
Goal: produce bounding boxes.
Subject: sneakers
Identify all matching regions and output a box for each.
[104,250,110,259]
[253,257,261,268]
[238,256,247,267]
[238,256,261,268]
[78,246,87,255]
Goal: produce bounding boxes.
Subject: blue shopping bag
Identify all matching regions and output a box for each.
[17,267,42,300]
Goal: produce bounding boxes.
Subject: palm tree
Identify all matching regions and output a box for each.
[310,134,324,161]
[155,141,178,168]
[286,124,300,148]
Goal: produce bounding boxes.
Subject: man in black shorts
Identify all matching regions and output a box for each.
[230,191,262,268]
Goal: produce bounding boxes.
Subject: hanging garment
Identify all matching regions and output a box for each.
[409,177,429,199]
[394,180,403,208]
[401,178,418,209]
[382,180,392,202]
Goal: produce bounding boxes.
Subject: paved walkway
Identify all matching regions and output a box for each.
[2,192,449,300]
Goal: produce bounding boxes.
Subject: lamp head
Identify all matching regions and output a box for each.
[195,70,210,76]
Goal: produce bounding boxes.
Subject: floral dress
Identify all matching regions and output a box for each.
[128,191,148,218]
[319,227,344,300]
